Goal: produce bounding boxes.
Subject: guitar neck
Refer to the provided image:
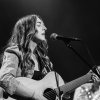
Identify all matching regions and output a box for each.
[55,72,92,94]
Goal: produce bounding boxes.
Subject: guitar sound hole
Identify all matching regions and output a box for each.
[43,88,57,100]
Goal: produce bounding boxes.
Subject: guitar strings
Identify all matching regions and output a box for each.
[44,94,55,100]
[44,89,57,100]
[44,94,56,100]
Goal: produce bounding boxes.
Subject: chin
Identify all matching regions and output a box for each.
[41,36,46,41]
[38,37,46,41]
[42,38,46,41]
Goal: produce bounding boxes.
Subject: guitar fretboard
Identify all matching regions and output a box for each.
[55,72,92,94]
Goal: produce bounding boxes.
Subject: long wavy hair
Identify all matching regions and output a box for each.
[8,14,42,50]
[0,14,48,76]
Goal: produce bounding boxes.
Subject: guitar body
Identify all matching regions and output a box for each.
[0,71,65,100]
[1,71,97,100]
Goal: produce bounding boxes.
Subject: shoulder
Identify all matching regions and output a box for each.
[5,45,20,53]
[4,45,22,62]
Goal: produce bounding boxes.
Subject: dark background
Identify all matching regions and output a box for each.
[0,0,100,83]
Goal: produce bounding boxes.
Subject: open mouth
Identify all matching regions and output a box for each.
[42,33,45,35]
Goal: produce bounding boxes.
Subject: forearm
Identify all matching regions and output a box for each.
[14,77,34,99]
[0,76,34,99]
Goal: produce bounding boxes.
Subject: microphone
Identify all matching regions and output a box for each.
[50,33,81,41]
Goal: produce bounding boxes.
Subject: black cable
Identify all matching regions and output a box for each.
[54,71,63,100]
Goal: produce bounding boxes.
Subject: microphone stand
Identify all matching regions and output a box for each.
[62,39,100,78]
[52,38,100,100]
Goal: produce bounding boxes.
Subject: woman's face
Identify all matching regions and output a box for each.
[35,17,47,41]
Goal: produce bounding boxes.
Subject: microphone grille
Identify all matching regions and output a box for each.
[50,33,58,39]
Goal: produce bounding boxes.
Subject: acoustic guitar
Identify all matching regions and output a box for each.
[0,71,92,100]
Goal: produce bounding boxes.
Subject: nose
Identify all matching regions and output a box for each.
[43,25,47,31]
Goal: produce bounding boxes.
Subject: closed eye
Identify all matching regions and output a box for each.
[36,22,41,27]
[36,24,41,27]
